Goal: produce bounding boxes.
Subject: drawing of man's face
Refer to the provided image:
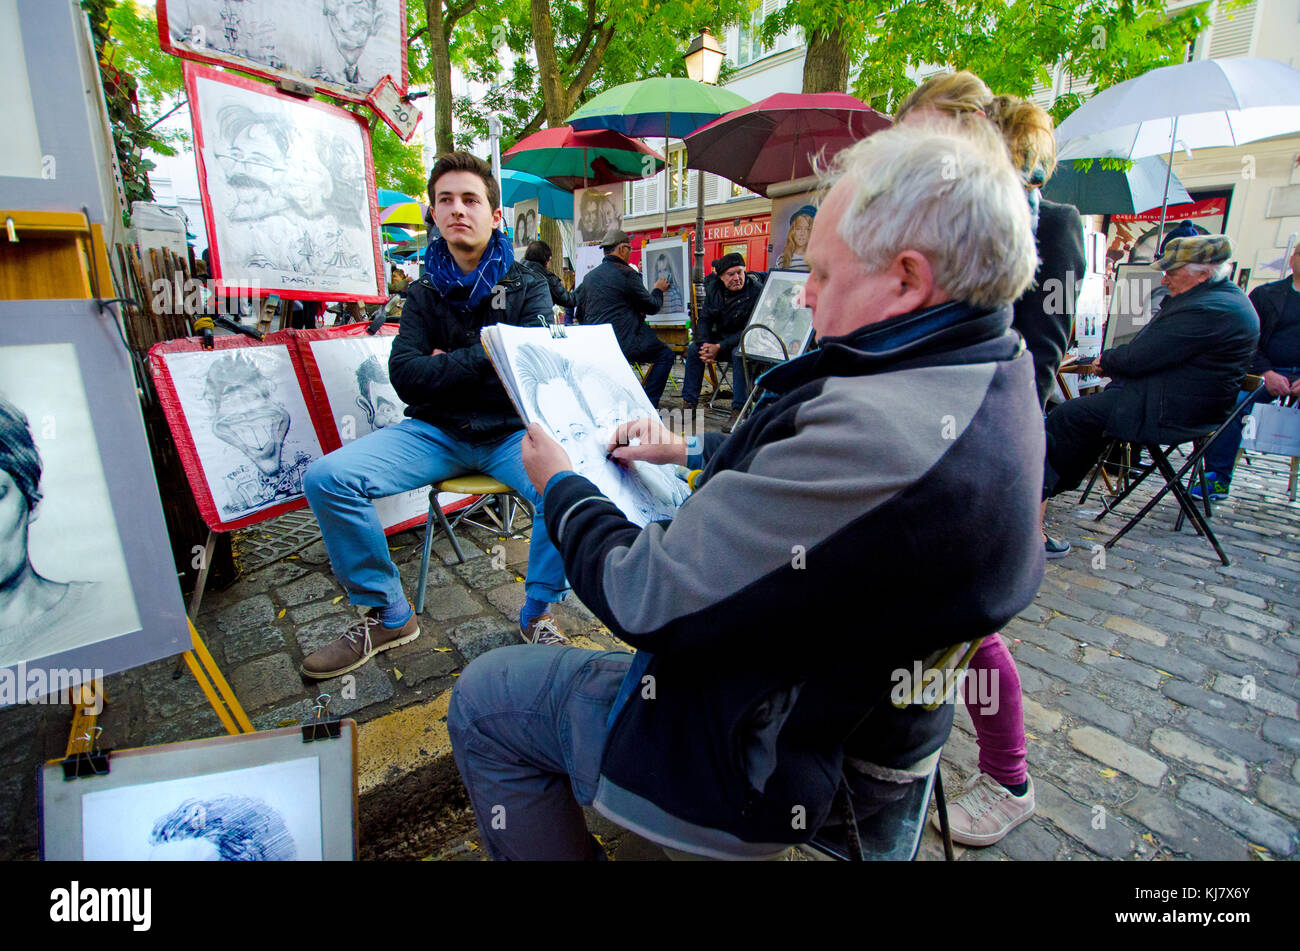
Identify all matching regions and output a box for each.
[204,356,291,476]
[215,108,292,221]
[598,195,620,233]
[536,380,602,477]
[364,380,403,429]
[323,0,381,73]
[579,194,600,237]
[0,468,31,591]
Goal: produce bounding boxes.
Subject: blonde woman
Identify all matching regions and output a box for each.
[897,73,1087,849]
[775,205,816,270]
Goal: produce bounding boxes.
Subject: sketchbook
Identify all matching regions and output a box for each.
[481,323,691,526]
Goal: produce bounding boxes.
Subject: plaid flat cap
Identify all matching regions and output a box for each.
[1155,234,1233,271]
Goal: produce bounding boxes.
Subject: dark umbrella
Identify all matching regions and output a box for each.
[1043,155,1192,215]
[683,92,892,196]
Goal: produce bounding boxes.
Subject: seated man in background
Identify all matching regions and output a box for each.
[1196,242,1300,499]
[681,252,766,429]
[575,229,676,409]
[447,121,1047,860]
[1042,235,1259,531]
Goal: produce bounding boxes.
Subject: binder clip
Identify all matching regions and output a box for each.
[62,727,111,780]
[302,694,342,743]
[535,313,567,339]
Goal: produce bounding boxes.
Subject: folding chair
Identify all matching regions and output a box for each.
[414,474,532,614]
[703,361,732,408]
[1092,375,1267,566]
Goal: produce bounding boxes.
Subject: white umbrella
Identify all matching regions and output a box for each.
[1055,57,1300,237]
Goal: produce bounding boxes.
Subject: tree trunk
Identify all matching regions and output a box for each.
[424,0,455,155]
[531,0,570,126]
[801,26,850,93]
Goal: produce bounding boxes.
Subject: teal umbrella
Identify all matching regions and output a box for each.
[500,168,574,219]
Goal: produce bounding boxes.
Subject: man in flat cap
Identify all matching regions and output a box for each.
[681,252,767,430]
[1039,234,1259,553]
[575,229,677,408]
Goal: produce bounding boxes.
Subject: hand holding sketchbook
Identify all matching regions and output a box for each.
[481,323,691,526]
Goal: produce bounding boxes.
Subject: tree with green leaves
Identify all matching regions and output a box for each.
[763,0,1212,123]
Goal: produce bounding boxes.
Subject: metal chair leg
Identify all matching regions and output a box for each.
[415,497,447,615]
[933,767,955,862]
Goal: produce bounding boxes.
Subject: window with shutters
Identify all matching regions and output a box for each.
[1206,0,1257,59]
[734,0,790,67]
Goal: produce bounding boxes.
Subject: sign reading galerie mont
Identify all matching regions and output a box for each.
[704,219,770,241]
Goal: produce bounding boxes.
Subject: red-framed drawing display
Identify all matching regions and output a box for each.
[158,0,409,105]
[185,63,386,304]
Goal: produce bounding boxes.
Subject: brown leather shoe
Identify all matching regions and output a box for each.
[300,607,420,680]
[722,408,742,433]
[520,612,568,645]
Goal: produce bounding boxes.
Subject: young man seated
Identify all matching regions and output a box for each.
[299,152,568,680]
[447,122,1048,860]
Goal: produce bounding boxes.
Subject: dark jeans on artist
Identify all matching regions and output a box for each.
[1042,387,1121,500]
[1202,366,1300,481]
[629,342,676,409]
[681,342,749,407]
[449,644,631,860]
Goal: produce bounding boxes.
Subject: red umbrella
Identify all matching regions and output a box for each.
[503,126,664,191]
[684,92,892,196]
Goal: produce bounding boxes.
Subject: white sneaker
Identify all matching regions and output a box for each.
[936,773,1035,847]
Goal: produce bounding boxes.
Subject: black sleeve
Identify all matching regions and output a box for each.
[1249,285,1277,374]
[697,288,718,342]
[1016,202,1085,403]
[546,270,577,309]
[388,291,494,404]
[626,268,664,315]
[1101,306,1215,379]
[516,268,555,327]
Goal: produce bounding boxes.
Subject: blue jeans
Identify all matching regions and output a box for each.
[1203,367,1300,480]
[449,644,631,860]
[303,419,568,608]
[681,342,749,407]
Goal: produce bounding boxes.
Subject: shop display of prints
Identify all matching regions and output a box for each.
[574,184,623,245]
[769,191,818,272]
[1105,264,1166,350]
[151,336,325,532]
[158,0,407,104]
[0,345,139,671]
[741,270,815,363]
[298,327,472,532]
[573,244,604,288]
[640,237,690,324]
[481,324,690,527]
[512,199,539,251]
[1,302,188,699]
[186,64,385,302]
[40,724,358,861]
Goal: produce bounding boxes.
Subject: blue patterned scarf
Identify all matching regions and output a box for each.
[424,227,515,311]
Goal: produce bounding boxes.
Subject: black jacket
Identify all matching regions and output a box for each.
[575,255,665,359]
[1015,199,1085,408]
[542,300,1045,854]
[388,261,551,443]
[699,271,767,359]
[1248,276,1300,373]
[1099,277,1259,444]
[518,258,577,309]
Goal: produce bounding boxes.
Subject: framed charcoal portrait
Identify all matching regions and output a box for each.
[640,237,690,325]
[41,722,357,860]
[293,324,476,534]
[186,64,386,303]
[741,270,815,364]
[512,199,539,251]
[1106,263,1166,350]
[158,0,408,105]
[574,184,623,245]
[0,302,188,698]
[149,334,326,533]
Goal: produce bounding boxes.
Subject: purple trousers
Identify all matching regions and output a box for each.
[964,633,1028,786]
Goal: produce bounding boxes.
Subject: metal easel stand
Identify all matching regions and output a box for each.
[732,324,788,428]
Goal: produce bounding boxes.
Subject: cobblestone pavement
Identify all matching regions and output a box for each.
[0,378,1296,860]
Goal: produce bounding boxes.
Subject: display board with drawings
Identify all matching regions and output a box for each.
[40,722,358,860]
[0,302,188,700]
[640,237,690,325]
[149,333,324,533]
[511,199,539,251]
[1105,263,1167,350]
[740,270,815,364]
[158,0,408,105]
[186,64,385,303]
[294,324,475,532]
[481,324,691,527]
[574,184,623,245]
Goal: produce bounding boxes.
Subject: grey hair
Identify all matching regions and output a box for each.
[1181,260,1233,283]
[819,120,1039,310]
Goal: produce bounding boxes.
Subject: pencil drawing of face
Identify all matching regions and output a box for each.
[0,398,43,602]
[516,346,604,479]
[214,105,293,221]
[355,355,403,429]
[149,795,297,861]
[323,0,382,85]
[203,353,291,477]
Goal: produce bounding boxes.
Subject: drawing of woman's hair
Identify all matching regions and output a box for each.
[0,395,42,513]
[150,795,297,861]
[513,345,596,428]
[776,205,816,270]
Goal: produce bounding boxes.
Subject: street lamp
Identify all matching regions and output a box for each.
[683,29,724,298]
